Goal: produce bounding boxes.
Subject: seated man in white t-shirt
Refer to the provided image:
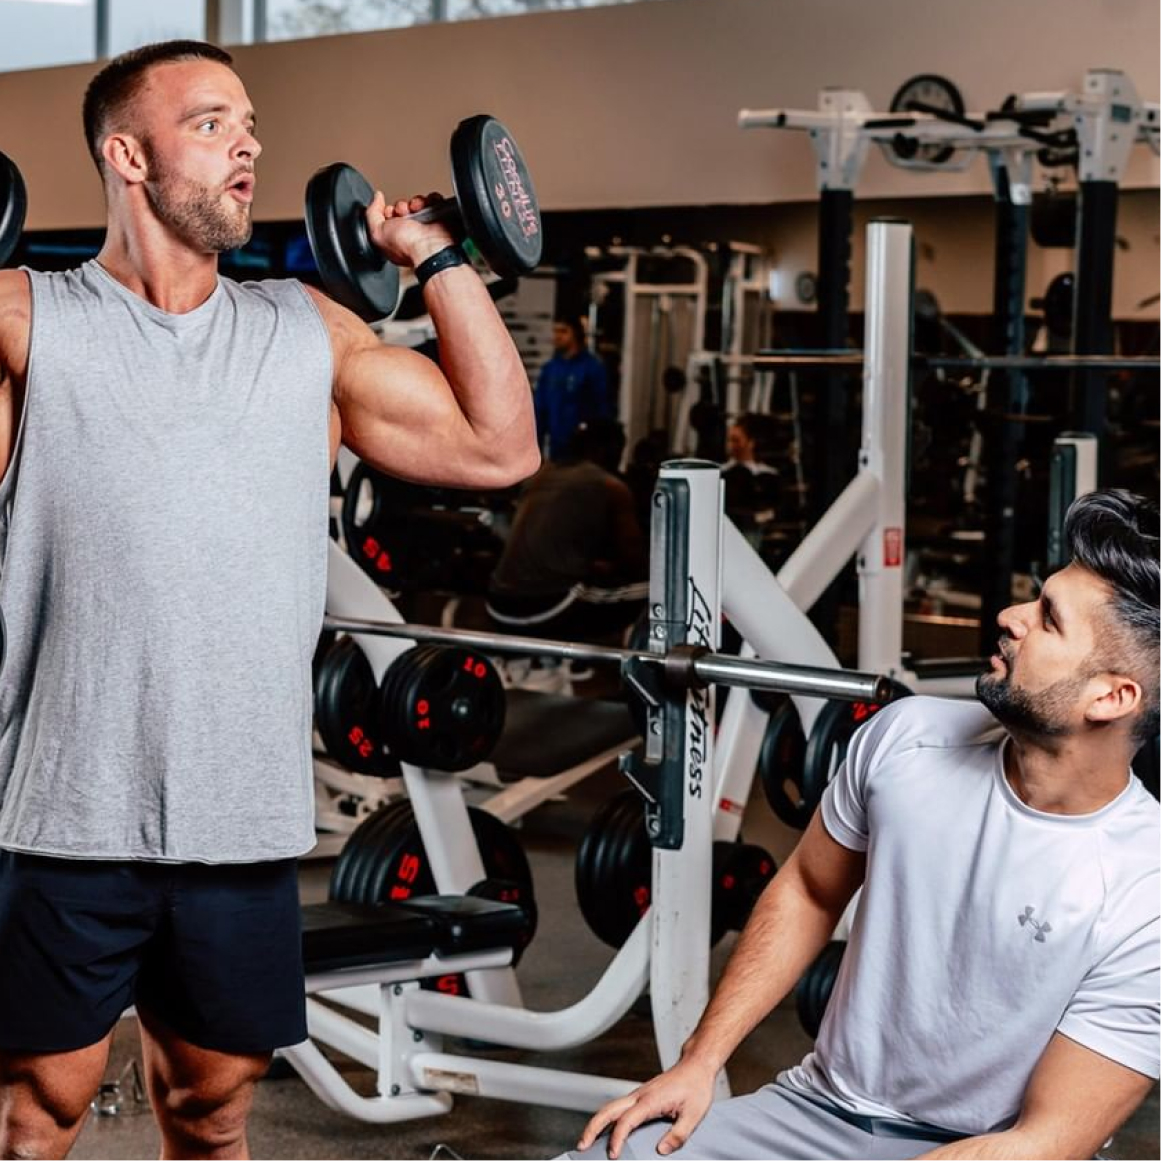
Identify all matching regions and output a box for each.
[568,488,1159,1161]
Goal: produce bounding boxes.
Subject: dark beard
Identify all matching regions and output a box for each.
[143,142,252,253]
[976,666,1091,739]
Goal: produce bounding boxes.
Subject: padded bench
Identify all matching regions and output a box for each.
[301,895,530,974]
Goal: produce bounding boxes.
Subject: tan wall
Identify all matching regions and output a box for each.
[1,0,1157,232]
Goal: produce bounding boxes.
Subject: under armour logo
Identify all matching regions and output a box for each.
[1018,906,1051,942]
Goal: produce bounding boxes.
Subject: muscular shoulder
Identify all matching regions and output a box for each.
[0,269,31,381]
[301,283,377,346]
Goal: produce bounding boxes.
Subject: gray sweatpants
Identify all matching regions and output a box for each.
[563,1079,965,1160]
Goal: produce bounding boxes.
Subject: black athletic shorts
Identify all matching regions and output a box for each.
[0,851,307,1055]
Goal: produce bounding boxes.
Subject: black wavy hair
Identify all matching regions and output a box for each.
[83,40,234,173]
[1065,488,1160,742]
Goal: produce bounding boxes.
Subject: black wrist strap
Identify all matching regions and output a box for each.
[415,244,469,288]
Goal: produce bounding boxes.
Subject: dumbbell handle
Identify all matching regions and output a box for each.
[404,197,461,228]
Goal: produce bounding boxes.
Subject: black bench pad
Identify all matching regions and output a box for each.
[302,895,526,974]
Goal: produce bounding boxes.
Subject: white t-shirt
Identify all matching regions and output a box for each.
[783,695,1160,1135]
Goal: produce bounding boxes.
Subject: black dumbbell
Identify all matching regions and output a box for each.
[304,115,541,322]
[1,152,27,268]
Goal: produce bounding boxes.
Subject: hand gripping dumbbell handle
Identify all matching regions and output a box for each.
[346,196,463,269]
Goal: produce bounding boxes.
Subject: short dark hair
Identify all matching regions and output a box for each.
[1065,488,1160,743]
[82,40,234,173]
[553,315,585,341]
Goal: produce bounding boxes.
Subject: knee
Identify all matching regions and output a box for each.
[155,1066,265,1157]
[0,1076,93,1160]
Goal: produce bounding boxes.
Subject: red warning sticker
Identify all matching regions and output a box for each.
[884,527,903,567]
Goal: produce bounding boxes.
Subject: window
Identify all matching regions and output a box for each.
[0,0,97,72]
[105,0,204,57]
[262,0,665,40]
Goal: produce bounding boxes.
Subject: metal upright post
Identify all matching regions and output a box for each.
[980,155,1031,651]
[640,461,725,1089]
[1068,70,1143,476]
[857,220,911,675]
[817,188,855,510]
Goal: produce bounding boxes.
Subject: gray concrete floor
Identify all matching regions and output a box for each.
[72,764,1159,1161]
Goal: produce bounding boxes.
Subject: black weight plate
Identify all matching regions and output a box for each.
[381,645,506,772]
[314,636,353,753]
[575,791,650,949]
[0,153,26,268]
[305,162,400,322]
[471,807,534,889]
[796,940,846,1039]
[450,116,541,278]
[716,842,776,934]
[340,461,412,586]
[799,681,912,825]
[342,801,411,902]
[577,792,741,950]
[351,800,418,904]
[467,878,538,964]
[312,629,338,689]
[710,841,733,945]
[578,794,628,944]
[330,801,534,917]
[330,798,409,903]
[314,636,389,775]
[364,805,436,905]
[758,698,810,830]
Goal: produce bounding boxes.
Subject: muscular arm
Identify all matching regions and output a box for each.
[314,195,539,489]
[918,1033,1156,1161]
[0,270,30,481]
[680,810,865,1071]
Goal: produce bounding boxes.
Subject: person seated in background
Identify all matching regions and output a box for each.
[567,489,1159,1161]
[487,419,648,643]
[534,315,611,461]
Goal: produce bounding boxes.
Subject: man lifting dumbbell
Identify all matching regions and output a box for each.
[569,489,1159,1160]
[0,39,538,1160]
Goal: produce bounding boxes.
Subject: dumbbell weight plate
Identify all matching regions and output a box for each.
[450,115,542,278]
[0,152,27,268]
[305,162,401,322]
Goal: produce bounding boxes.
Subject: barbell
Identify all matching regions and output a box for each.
[321,615,893,705]
[743,351,1160,373]
[305,115,542,321]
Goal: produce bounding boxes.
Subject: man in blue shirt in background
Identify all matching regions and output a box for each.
[535,315,611,459]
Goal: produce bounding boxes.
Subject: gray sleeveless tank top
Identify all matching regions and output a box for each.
[0,261,333,862]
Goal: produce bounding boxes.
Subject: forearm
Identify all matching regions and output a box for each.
[422,264,537,466]
[918,1129,1060,1159]
[680,866,844,1071]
